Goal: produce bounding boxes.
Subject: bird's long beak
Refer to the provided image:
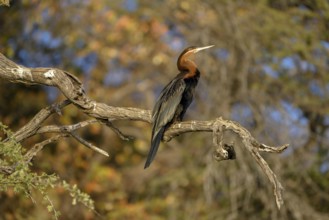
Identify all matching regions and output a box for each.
[193,45,215,53]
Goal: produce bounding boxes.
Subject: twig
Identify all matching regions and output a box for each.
[35,120,110,157]
[11,99,71,142]
[99,119,134,141]
[69,132,109,157]
[24,134,69,163]
[36,119,98,134]
[251,149,284,209]
[258,143,289,153]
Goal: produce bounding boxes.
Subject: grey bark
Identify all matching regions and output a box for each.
[0,52,288,209]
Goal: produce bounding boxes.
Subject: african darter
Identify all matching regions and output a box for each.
[144,45,214,169]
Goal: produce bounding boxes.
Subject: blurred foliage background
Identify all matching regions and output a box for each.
[0,0,329,219]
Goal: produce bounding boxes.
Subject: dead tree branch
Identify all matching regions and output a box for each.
[24,134,69,163]
[0,52,288,209]
[69,131,109,157]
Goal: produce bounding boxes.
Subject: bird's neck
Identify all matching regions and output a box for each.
[178,59,197,78]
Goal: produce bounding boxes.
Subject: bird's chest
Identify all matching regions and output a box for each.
[183,75,199,90]
[182,76,199,102]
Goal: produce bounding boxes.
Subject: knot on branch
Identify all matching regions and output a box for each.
[212,118,236,162]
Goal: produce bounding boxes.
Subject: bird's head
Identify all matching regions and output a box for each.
[177,45,214,71]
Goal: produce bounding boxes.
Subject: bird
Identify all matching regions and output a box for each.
[144,45,214,169]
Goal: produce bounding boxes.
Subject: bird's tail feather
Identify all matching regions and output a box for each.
[144,127,165,169]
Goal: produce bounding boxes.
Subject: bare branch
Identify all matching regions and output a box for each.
[0,52,288,209]
[250,149,284,209]
[258,144,289,153]
[35,120,109,156]
[212,118,230,161]
[0,53,151,122]
[69,132,109,157]
[163,117,286,208]
[99,120,134,141]
[36,119,98,134]
[11,99,71,142]
[24,134,69,163]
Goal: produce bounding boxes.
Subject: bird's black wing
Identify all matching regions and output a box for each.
[144,77,186,168]
[152,77,186,131]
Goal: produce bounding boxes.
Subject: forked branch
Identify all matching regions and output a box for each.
[0,52,288,209]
